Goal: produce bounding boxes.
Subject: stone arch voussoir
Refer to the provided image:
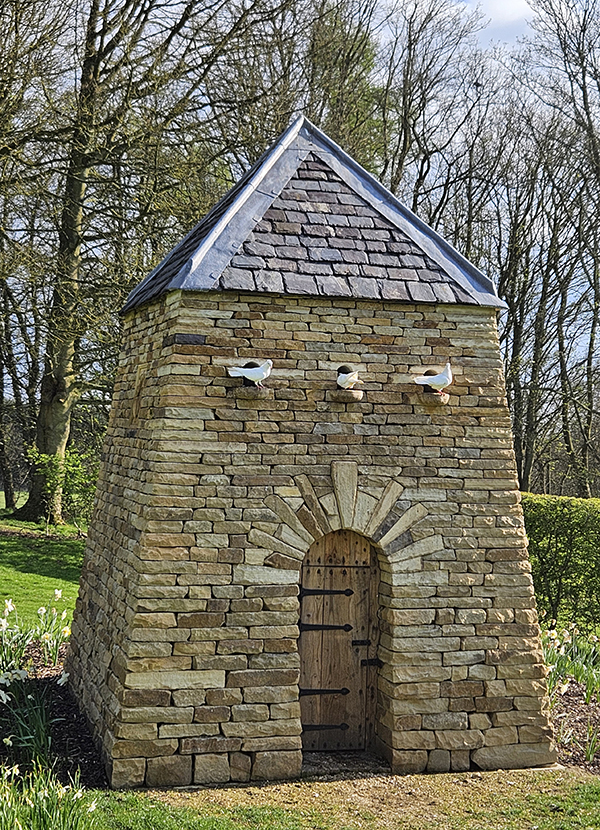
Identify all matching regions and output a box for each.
[255,460,444,574]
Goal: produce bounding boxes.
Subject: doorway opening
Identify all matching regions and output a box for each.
[298,529,380,752]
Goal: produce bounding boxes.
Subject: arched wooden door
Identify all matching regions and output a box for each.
[299,530,379,751]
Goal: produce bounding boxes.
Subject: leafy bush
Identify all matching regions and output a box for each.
[26,446,99,529]
[523,493,600,629]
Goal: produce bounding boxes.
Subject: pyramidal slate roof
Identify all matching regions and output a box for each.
[122,116,505,313]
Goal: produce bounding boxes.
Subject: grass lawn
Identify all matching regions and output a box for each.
[92,768,600,829]
[0,507,85,626]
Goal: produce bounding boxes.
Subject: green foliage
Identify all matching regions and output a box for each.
[0,764,97,830]
[523,493,600,628]
[26,447,99,528]
[541,627,600,702]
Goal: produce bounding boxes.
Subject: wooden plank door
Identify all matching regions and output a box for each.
[299,530,379,751]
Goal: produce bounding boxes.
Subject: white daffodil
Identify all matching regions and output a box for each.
[88,799,98,812]
[38,607,46,616]
[57,671,70,686]
[4,599,14,614]
[55,589,62,601]
[0,618,8,632]
[61,626,71,637]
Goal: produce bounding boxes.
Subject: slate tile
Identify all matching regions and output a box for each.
[255,271,284,293]
[289,178,321,190]
[342,250,368,264]
[369,253,401,267]
[388,268,418,281]
[400,254,426,268]
[221,268,256,291]
[453,285,476,303]
[337,193,365,206]
[315,275,352,296]
[264,208,286,221]
[348,216,374,228]
[329,237,357,250]
[244,241,275,258]
[267,258,298,271]
[362,229,392,241]
[332,263,360,276]
[328,214,349,226]
[334,226,362,239]
[302,226,333,239]
[273,222,301,234]
[309,247,343,262]
[298,261,333,275]
[232,255,265,269]
[348,276,381,298]
[408,282,436,302]
[433,283,456,303]
[320,181,345,192]
[306,212,327,225]
[365,241,386,253]
[380,280,410,301]
[283,273,318,294]
[388,241,417,255]
[362,265,387,278]
[275,246,308,260]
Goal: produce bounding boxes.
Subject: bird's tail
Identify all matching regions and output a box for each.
[227,367,245,377]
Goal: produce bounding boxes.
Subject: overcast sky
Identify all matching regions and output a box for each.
[463,0,534,44]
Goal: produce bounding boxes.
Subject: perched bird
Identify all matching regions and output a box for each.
[228,359,273,388]
[337,365,362,389]
[413,362,453,393]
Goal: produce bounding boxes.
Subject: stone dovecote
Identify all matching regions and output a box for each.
[67,117,556,788]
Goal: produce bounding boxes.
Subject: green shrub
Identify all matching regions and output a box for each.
[523,493,600,629]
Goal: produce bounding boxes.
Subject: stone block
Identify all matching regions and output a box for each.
[471,743,557,770]
[252,750,302,780]
[390,750,428,774]
[146,755,192,787]
[427,749,451,773]
[451,750,471,772]
[111,758,146,789]
[194,753,231,784]
[230,751,252,782]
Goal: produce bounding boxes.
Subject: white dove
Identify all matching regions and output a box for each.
[228,359,273,388]
[413,362,453,393]
[337,369,362,389]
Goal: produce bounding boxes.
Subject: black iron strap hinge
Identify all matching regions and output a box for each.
[361,657,383,667]
[300,588,354,598]
[303,723,349,732]
[299,623,353,632]
[299,687,350,697]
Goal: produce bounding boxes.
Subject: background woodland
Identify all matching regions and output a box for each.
[1,0,599,522]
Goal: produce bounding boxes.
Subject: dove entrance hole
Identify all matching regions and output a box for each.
[337,365,353,389]
[242,361,260,387]
[421,369,438,395]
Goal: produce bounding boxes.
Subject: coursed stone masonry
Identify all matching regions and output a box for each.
[67,117,555,786]
[67,292,556,786]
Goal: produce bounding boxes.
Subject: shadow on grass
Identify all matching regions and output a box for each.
[0,531,84,584]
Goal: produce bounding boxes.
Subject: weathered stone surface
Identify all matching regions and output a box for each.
[111,758,146,789]
[194,753,231,784]
[252,750,302,780]
[146,755,193,787]
[427,749,451,773]
[471,743,557,770]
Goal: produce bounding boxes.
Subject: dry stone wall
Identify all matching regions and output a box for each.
[68,290,556,787]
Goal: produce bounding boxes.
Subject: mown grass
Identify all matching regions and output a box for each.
[91,770,600,830]
[0,509,84,626]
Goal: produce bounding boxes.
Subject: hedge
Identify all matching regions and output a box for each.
[522,493,600,630]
